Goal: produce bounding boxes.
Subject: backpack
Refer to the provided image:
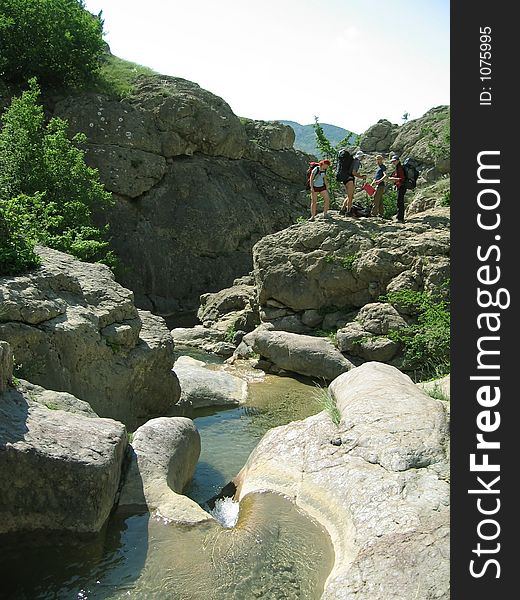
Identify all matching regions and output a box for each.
[305,161,320,190]
[335,148,354,183]
[402,158,420,190]
[351,203,371,218]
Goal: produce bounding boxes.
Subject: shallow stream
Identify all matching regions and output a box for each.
[0,350,334,599]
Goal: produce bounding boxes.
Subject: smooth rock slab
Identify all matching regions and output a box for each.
[173,355,248,408]
[243,326,354,380]
[235,362,450,600]
[119,417,210,524]
[0,389,127,534]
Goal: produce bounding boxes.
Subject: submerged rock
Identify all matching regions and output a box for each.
[235,362,450,599]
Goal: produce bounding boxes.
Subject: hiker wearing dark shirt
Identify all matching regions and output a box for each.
[339,150,367,216]
[388,154,406,222]
[309,159,331,221]
[370,154,387,217]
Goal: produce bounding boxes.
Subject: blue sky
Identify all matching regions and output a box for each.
[84,0,450,133]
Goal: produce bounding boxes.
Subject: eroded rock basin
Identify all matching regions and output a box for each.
[1,352,334,599]
[1,493,334,600]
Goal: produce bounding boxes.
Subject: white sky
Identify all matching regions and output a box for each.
[83,0,450,134]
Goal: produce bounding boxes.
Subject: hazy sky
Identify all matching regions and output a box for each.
[83,0,450,134]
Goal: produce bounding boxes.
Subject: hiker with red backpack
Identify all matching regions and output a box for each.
[307,159,331,221]
[388,154,406,223]
[337,150,367,216]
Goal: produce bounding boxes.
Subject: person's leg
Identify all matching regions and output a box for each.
[340,180,354,213]
[321,190,330,217]
[310,190,317,220]
[397,186,406,221]
[346,179,355,213]
[372,186,384,216]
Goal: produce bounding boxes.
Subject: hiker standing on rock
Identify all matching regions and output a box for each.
[309,159,331,221]
[370,154,387,217]
[339,150,367,216]
[388,154,406,223]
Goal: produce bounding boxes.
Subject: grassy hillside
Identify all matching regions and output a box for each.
[279,120,357,156]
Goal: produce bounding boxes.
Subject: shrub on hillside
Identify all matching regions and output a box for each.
[383,287,450,379]
[0,195,42,275]
[0,78,114,275]
[0,0,105,89]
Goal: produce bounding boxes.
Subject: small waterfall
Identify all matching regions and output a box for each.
[209,497,240,528]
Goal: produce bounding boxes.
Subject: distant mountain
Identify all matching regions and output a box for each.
[279,120,358,156]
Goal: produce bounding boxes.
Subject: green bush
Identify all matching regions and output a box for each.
[383,189,398,219]
[0,78,114,275]
[0,0,105,89]
[0,195,42,275]
[384,287,450,378]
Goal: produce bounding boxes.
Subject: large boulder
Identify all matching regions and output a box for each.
[0,246,180,429]
[197,282,259,333]
[171,325,235,357]
[53,74,312,322]
[391,106,450,172]
[253,208,450,312]
[119,416,211,524]
[0,383,127,534]
[173,355,248,408]
[359,119,398,153]
[235,362,450,599]
[243,326,354,380]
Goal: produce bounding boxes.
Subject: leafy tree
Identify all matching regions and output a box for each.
[0,78,114,275]
[0,0,105,89]
[312,117,359,207]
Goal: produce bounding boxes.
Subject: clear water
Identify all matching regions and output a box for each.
[0,352,333,600]
[0,493,334,600]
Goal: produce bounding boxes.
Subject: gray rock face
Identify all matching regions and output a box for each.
[243,326,354,380]
[253,209,450,312]
[198,283,259,333]
[243,119,295,150]
[173,355,248,408]
[0,247,180,429]
[0,340,13,392]
[53,75,312,320]
[119,416,210,524]
[171,325,235,357]
[391,106,450,171]
[359,119,398,153]
[0,387,127,534]
[16,379,99,417]
[235,362,450,599]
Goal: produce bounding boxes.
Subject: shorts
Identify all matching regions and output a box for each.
[342,176,354,185]
[312,185,327,192]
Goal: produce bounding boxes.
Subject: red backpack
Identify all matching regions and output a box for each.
[305,162,320,190]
